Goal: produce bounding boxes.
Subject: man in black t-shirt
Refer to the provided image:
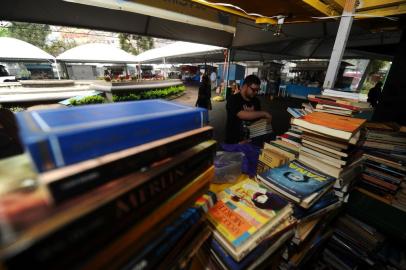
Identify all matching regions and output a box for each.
[225,75,272,144]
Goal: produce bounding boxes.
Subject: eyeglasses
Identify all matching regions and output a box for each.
[248,85,260,92]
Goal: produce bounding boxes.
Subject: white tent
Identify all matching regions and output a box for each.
[0,37,55,61]
[134,41,224,63]
[57,43,139,63]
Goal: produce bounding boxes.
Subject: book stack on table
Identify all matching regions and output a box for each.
[291,111,366,202]
[307,93,372,118]
[0,100,217,270]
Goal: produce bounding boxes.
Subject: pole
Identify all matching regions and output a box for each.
[224,48,231,99]
[54,59,61,80]
[323,0,357,89]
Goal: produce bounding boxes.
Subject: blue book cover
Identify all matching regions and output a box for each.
[258,160,335,201]
[293,191,339,220]
[16,100,208,172]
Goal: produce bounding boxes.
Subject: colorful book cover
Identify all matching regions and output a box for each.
[16,100,208,172]
[207,179,290,249]
[258,160,335,201]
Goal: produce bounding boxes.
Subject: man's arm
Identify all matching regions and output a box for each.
[237,110,272,121]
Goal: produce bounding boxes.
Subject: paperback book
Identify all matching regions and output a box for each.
[257,160,336,208]
[207,178,292,261]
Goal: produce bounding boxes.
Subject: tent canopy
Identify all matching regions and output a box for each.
[134,41,224,63]
[57,43,139,63]
[0,37,55,61]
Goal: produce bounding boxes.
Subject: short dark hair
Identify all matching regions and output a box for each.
[243,75,260,87]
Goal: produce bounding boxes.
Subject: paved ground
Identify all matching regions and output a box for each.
[174,85,304,144]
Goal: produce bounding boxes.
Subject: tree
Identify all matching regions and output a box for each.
[46,39,77,56]
[118,33,154,55]
[8,22,50,50]
[0,27,9,37]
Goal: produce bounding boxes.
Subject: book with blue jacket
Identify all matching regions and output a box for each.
[15,100,208,172]
[257,160,335,208]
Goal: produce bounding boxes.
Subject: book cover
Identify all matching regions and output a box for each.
[40,126,213,203]
[16,100,208,172]
[258,160,335,203]
[264,142,296,160]
[207,179,291,257]
[293,191,339,221]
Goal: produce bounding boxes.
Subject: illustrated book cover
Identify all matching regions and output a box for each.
[207,178,292,261]
[257,160,335,208]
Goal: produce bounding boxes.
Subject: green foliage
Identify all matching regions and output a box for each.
[8,22,51,50]
[69,95,106,106]
[118,33,154,55]
[113,85,185,102]
[46,39,77,57]
[0,27,9,37]
[113,93,141,102]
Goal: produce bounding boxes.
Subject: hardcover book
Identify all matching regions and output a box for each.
[16,100,208,172]
[257,160,335,208]
[207,179,292,261]
[39,126,213,203]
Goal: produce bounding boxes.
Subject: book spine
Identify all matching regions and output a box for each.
[121,208,202,270]
[4,144,215,269]
[29,110,207,172]
[46,128,213,203]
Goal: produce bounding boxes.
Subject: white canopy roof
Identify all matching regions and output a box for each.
[134,41,224,63]
[57,43,139,63]
[0,37,55,61]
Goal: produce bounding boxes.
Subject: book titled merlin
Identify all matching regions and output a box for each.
[15,100,208,172]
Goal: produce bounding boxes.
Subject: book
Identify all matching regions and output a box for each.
[39,126,213,203]
[264,142,296,161]
[0,141,216,269]
[299,152,343,178]
[292,112,366,141]
[81,166,214,270]
[257,160,335,208]
[278,134,302,147]
[210,220,294,270]
[273,140,300,153]
[293,191,340,222]
[16,100,208,172]
[207,178,292,262]
[287,107,306,118]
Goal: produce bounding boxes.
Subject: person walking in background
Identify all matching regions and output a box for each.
[368,81,383,107]
[225,75,272,144]
[210,70,217,91]
[195,74,212,110]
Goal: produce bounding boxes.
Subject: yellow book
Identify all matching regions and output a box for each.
[207,179,292,260]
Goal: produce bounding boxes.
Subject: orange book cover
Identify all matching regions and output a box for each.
[301,112,366,133]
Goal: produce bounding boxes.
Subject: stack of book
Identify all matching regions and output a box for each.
[291,112,365,201]
[307,94,372,117]
[256,159,342,269]
[202,178,295,269]
[276,127,302,148]
[245,119,273,139]
[322,89,368,102]
[0,100,217,270]
[358,152,406,212]
[320,214,385,270]
[354,122,406,212]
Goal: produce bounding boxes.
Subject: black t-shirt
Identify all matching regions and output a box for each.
[225,93,261,144]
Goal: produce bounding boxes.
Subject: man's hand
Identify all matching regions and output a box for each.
[262,111,272,123]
